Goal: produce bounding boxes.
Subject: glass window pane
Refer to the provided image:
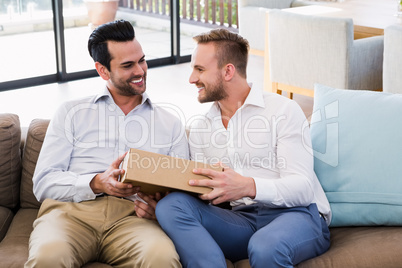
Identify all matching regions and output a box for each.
[63,0,172,74]
[0,0,56,83]
[63,0,98,73]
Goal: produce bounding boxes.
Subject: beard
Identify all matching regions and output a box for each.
[110,73,147,96]
[198,76,228,103]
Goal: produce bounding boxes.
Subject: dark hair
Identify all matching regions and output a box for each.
[193,28,249,78]
[88,20,135,71]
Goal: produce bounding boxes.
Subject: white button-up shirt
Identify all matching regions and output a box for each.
[188,85,331,224]
[33,88,189,203]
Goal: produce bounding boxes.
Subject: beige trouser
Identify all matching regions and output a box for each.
[25,196,181,268]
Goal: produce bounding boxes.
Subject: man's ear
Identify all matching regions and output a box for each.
[95,62,110,81]
[223,63,236,81]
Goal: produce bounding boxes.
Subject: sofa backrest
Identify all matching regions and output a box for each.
[0,113,21,210]
[20,119,50,209]
[268,10,353,90]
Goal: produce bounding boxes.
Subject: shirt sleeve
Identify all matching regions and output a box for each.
[32,104,97,203]
[253,100,315,208]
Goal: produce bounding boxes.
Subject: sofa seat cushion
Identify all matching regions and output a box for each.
[228,227,402,268]
[0,207,13,242]
[296,227,402,268]
[0,208,37,267]
[0,113,21,210]
[310,84,402,226]
[0,208,114,267]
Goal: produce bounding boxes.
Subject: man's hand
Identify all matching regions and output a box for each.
[134,192,165,220]
[190,164,256,205]
[90,152,139,197]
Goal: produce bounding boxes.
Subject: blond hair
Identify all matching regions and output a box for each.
[193,28,249,78]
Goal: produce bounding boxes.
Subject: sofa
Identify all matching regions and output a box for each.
[1,83,402,267]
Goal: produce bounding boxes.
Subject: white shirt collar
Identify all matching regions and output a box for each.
[206,83,265,119]
[94,86,154,110]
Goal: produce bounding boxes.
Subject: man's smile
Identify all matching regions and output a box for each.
[197,86,205,93]
[131,77,143,84]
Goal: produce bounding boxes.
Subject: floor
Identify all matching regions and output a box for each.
[0,54,314,128]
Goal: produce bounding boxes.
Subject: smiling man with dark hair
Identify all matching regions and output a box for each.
[25,20,188,268]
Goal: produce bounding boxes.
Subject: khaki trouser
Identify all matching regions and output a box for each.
[25,196,181,268]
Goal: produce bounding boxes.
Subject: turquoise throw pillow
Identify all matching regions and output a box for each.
[311,84,402,227]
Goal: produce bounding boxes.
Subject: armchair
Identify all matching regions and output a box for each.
[238,0,313,55]
[383,24,402,93]
[266,9,383,98]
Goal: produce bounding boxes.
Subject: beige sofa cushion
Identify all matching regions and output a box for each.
[0,208,114,267]
[0,208,37,266]
[0,113,21,210]
[296,227,402,268]
[20,119,49,209]
[0,207,14,241]
[230,227,402,268]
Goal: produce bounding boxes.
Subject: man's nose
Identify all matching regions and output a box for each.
[133,64,145,76]
[189,70,197,84]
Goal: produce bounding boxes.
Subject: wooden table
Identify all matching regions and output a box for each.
[263,0,402,92]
